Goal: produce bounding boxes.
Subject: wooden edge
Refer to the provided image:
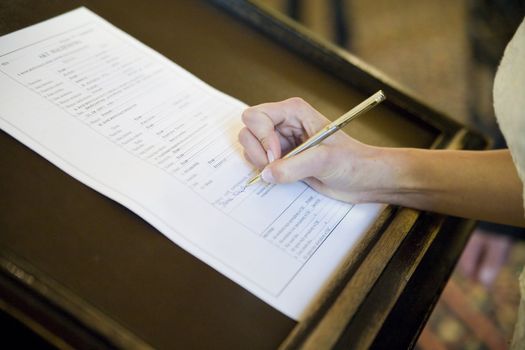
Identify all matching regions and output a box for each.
[299,208,421,349]
[0,298,74,350]
[382,217,477,349]
[279,205,396,349]
[345,214,446,349]
[0,247,153,350]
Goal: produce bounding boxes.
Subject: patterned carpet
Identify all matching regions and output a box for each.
[264,0,525,348]
[419,240,525,349]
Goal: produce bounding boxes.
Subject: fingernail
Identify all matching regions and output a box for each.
[267,149,275,163]
[261,167,275,183]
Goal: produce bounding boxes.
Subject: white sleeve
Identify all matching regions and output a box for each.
[493,17,525,216]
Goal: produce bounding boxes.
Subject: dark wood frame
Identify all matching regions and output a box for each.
[0,1,487,349]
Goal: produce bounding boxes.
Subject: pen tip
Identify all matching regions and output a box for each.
[246,174,261,187]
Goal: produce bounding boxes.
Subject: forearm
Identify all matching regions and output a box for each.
[366,148,525,227]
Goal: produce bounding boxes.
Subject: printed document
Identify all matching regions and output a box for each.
[0,8,384,319]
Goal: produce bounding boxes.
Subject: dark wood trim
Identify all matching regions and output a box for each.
[279,206,397,349]
[0,248,153,350]
[370,217,476,349]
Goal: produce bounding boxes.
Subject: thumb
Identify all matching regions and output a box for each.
[261,146,330,184]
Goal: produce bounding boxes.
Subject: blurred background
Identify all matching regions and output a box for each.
[263,0,525,349]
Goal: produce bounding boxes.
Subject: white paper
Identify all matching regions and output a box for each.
[0,8,384,319]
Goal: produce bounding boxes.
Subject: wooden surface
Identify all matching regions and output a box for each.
[0,0,483,348]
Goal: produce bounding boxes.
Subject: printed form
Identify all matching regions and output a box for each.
[0,8,384,319]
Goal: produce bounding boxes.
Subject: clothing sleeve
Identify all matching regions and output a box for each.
[494,16,525,350]
[493,16,525,216]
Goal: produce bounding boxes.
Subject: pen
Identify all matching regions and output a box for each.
[245,90,386,186]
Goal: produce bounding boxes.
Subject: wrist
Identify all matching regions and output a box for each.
[357,146,421,205]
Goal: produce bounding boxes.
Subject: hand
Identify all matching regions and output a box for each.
[458,229,511,288]
[239,97,385,203]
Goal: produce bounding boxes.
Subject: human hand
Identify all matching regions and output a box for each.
[239,97,385,203]
[458,229,511,288]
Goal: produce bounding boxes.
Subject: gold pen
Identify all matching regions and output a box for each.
[245,90,386,186]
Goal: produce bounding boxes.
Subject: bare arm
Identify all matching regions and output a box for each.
[363,148,525,227]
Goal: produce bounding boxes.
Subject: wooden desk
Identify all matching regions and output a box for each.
[0,1,486,348]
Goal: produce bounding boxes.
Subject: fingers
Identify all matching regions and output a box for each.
[239,127,268,169]
[261,145,331,184]
[241,107,282,160]
[241,98,331,160]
